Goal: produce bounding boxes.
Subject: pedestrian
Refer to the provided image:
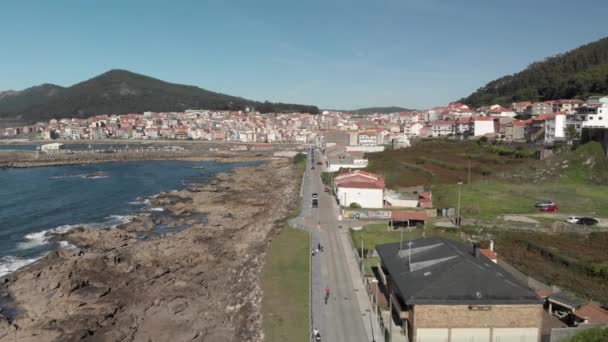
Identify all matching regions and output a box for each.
[315,248,319,255]
[313,328,319,336]
[311,249,316,256]
[317,242,322,251]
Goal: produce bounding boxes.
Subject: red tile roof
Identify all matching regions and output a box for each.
[336,181,385,190]
[474,116,496,121]
[432,120,456,125]
[391,211,428,221]
[574,305,608,324]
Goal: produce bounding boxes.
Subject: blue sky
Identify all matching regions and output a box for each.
[1,0,607,109]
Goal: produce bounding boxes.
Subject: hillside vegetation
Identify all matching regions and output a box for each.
[0,70,319,123]
[463,37,608,107]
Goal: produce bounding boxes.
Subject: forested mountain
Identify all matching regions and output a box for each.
[0,70,319,123]
[462,37,608,107]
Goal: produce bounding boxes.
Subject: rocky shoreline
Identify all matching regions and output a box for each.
[0,158,299,342]
[0,149,271,168]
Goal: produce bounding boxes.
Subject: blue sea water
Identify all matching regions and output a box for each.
[0,160,259,276]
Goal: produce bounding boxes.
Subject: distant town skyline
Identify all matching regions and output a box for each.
[1,0,608,109]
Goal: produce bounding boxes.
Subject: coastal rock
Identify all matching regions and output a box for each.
[0,158,298,342]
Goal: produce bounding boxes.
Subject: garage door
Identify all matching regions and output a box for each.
[451,328,490,342]
[417,328,448,342]
[492,328,538,342]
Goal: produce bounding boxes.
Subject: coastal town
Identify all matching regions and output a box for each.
[3,96,607,146]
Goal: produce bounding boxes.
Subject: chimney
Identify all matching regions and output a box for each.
[490,240,494,252]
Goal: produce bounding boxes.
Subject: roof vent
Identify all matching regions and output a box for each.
[424,271,432,277]
[475,291,483,299]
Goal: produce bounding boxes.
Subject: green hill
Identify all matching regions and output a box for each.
[0,70,319,123]
[462,37,608,107]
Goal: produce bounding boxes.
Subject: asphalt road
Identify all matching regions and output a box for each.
[291,148,374,342]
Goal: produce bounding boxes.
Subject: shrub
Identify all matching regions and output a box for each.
[349,202,362,209]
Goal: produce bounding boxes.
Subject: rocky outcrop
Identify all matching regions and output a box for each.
[0,158,298,342]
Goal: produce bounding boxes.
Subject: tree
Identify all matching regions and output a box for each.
[564,125,580,145]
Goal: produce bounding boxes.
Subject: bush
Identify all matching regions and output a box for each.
[349,202,362,209]
[293,153,306,164]
[567,327,608,342]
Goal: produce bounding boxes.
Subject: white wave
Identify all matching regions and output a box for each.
[59,241,76,249]
[129,198,151,205]
[18,215,135,251]
[148,207,164,212]
[0,255,43,277]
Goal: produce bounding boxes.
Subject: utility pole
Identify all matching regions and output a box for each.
[457,179,463,226]
[468,158,471,184]
[360,237,364,275]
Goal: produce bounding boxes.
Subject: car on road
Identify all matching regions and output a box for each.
[316,162,322,165]
[566,216,579,224]
[540,205,558,212]
[312,193,318,199]
[312,199,318,208]
[311,166,315,170]
[576,217,598,225]
[535,200,555,208]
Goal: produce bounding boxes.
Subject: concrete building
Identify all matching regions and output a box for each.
[41,143,64,153]
[525,102,552,116]
[544,113,567,143]
[575,103,608,129]
[376,237,543,342]
[473,117,498,136]
[586,95,608,104]
[512,101,532,114]
[334,170,385,208]
[504,121,527,142]
[431,121,455,137]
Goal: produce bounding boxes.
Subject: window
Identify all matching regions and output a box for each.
[600,117,603,120]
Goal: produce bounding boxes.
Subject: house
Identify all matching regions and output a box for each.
[552,99,584,114]
[489,106,517,118]
[512,101,532,114]
[403,122,424,137]
[504,120,527,142]
[334,170,385,208]
[525,102,553,116]
[473,117,498,136]
[431,120,455,137]
[390,211,428,227]
[41,143,64,153]
[573,305,608,325]
[544,113,567,143]
[574,103,608,129]
[586,95,608,104]
[375,237,543,342]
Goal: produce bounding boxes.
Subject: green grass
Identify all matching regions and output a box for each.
[433,180,608,219]
[262,226,310,342]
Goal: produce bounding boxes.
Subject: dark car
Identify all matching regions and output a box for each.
[316,162,322,165]
[577,217,598,225]
[312,199,319,208]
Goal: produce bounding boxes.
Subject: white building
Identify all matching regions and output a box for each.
[404,122,424,137]
[473,117,498,136]
[41,143,64,153]
[576,103,608,129]
[334,170,385,208]
[431,121,455,137]
[544,113,567,143]
[327,157,369,172]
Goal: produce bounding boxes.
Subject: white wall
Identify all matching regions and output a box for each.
[345,145,385,152]
[327,160,368,172]
[336,187,383,208]
[474,120,495,136]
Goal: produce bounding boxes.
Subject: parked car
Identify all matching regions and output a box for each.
[577,217,598,225]
[316,162,322,165]
[535,201,555,208]
[312,199,319,208]
[566,216,580,224]
[540,205,558,212]
[311,166,315,170]
[312,193,318,199]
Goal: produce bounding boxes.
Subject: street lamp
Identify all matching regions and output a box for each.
[457,179,463,226]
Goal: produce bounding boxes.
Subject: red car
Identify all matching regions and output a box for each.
[540,205,558,212]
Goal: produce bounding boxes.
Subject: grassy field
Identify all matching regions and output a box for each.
[364,140,532,188]
[262,226,310,342]
[358,140,608,305]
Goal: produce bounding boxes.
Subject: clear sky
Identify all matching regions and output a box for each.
[1,0,607,110]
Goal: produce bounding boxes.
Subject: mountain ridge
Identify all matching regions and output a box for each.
[0,69,319,123]
[462,36,608,107]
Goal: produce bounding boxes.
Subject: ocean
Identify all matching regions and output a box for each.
[0,160,259,277]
